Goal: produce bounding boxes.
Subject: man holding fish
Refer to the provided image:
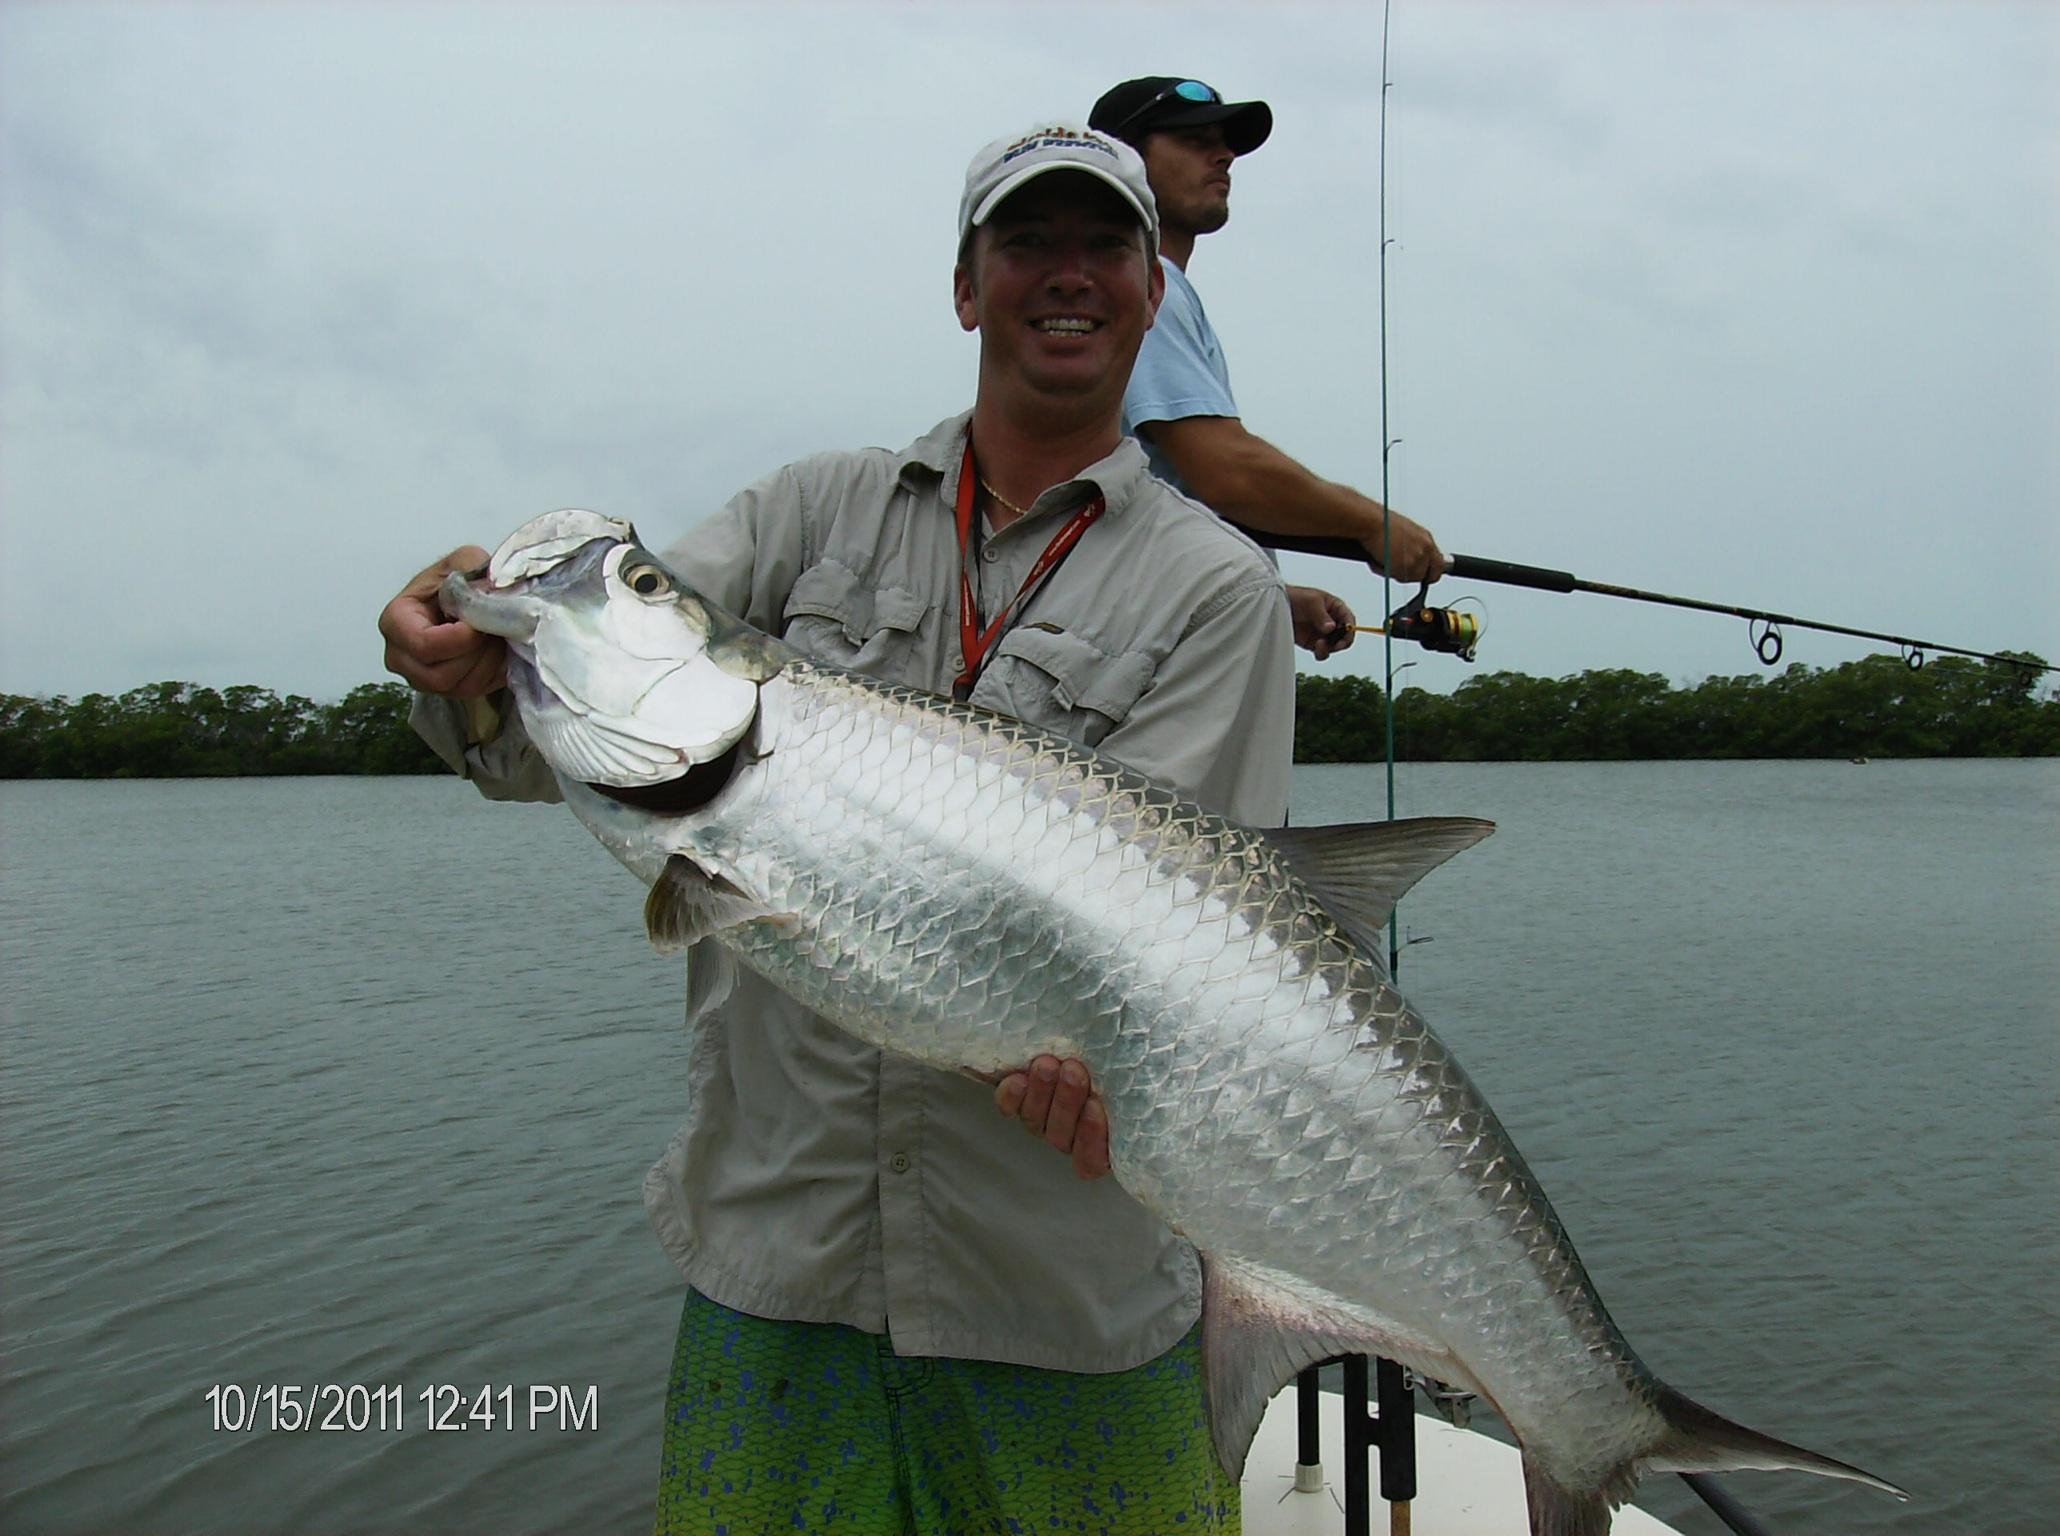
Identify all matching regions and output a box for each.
[383,122,1292,1532]
[385,106,1910,1536]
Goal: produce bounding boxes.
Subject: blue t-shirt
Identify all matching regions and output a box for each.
[1122,260,1238,500]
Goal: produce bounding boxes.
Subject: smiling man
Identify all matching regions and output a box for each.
[381,122,1287,1534]
[1090,77,1447,658]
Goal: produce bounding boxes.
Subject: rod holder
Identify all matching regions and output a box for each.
[1337,1355,1417,1536]
[1296,1366,1324,1488]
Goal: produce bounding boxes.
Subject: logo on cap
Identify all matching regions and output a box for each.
[999,128,1122,167]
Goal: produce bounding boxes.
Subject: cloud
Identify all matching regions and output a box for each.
[1,2,2053,700]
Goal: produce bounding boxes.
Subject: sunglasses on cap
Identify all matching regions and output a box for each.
[1108,79,1223,137]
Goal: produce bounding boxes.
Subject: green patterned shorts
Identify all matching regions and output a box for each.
[653,1289,1239,1535]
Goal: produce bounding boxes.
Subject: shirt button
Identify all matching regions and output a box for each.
[982,546,1000,563]
[889,1152,911,1174]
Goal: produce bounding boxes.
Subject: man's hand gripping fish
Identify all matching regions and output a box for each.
[444,509,1906,1536]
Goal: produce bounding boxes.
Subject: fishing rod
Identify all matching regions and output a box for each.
[1247,529,2057,676]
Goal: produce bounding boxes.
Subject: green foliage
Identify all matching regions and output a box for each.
[1293,654,2059,762]
[6,654,2054,776]
[0,682,442,778]
[1292,674,1389,764]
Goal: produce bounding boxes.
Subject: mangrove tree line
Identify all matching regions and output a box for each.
[1295,653,2057,762]
[2,653,2053,777]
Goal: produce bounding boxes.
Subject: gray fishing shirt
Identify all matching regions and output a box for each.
[414,410,1294,1373]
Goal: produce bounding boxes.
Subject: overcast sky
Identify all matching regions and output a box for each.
[3,0,2054,702]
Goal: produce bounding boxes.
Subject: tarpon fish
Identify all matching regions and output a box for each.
[444,509,1905,1536]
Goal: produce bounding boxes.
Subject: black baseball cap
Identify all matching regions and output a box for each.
[1089,77,1273,154]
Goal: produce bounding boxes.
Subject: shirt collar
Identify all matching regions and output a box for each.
[894,411,973,484]
[895,411,1153,522]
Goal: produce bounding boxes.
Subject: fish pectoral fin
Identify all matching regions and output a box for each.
[1199,1254,1466,1481]
[643,854,786,953]
[1265,816,1494,945]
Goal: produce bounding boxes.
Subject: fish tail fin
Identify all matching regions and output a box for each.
[1645,1382,1910,1499]
[1518,1384,1907,1536]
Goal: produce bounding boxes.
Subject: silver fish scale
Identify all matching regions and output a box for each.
[679,660,1665,1485]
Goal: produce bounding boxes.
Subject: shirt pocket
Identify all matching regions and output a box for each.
[972,625,1157,749]
[780,561,929,678]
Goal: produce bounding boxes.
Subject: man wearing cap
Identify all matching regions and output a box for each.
[1090,77,1445,659]
[381,122,1283,1534]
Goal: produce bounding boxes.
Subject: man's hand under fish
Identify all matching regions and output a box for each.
[379,545,509,698]
[993,1056,1111,1181]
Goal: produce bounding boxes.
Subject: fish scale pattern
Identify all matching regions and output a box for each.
[673,662,1665,1488]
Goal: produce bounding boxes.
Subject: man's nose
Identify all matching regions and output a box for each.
[1041,240,1094,291]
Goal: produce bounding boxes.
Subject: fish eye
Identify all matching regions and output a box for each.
[621,561,673,599]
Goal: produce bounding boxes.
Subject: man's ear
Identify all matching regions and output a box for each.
[953,260,978,333]
[1144,251,1166,328]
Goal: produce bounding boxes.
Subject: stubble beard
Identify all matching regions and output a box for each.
[1167,189,1230,241]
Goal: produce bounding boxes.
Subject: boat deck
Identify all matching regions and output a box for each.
[1241,1387,1684,1535]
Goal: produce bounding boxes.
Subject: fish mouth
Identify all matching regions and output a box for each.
[441,509,638,639]
[442,565,541,640]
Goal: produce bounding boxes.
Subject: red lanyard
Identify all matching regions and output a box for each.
[953,442,1104,699]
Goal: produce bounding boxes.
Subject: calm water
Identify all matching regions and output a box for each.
[2,763,2055,1535]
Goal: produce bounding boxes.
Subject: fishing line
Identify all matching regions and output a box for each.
[1377,0,1399,982]
[1297,8,1907,1533]
[1328,10,1427,1536]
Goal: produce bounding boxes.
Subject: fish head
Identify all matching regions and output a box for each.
[443,510,791,790]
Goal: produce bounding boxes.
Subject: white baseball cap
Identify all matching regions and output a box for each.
[957,121,1159,252]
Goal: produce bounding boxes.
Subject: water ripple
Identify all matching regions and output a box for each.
[3,766,2054,1535]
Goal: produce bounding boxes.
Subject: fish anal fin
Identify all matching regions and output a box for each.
[1522,1457,1620,1536]
[643,854,785,953]
[1266,816,1493,945]
[1199,1253,1464,1480]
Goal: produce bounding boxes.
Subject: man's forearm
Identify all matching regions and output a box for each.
[409,690,564,803]
[1143,415,1442,580]
[1149,418,1381,537]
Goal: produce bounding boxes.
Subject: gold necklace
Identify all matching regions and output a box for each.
[977,474,1034,519]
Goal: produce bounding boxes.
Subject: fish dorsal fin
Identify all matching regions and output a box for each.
[1200,1255,1467,1480]
[1266,816,1493,945]
[643,854,782,953]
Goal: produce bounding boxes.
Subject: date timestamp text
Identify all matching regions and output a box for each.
[205,1383,598,1433]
